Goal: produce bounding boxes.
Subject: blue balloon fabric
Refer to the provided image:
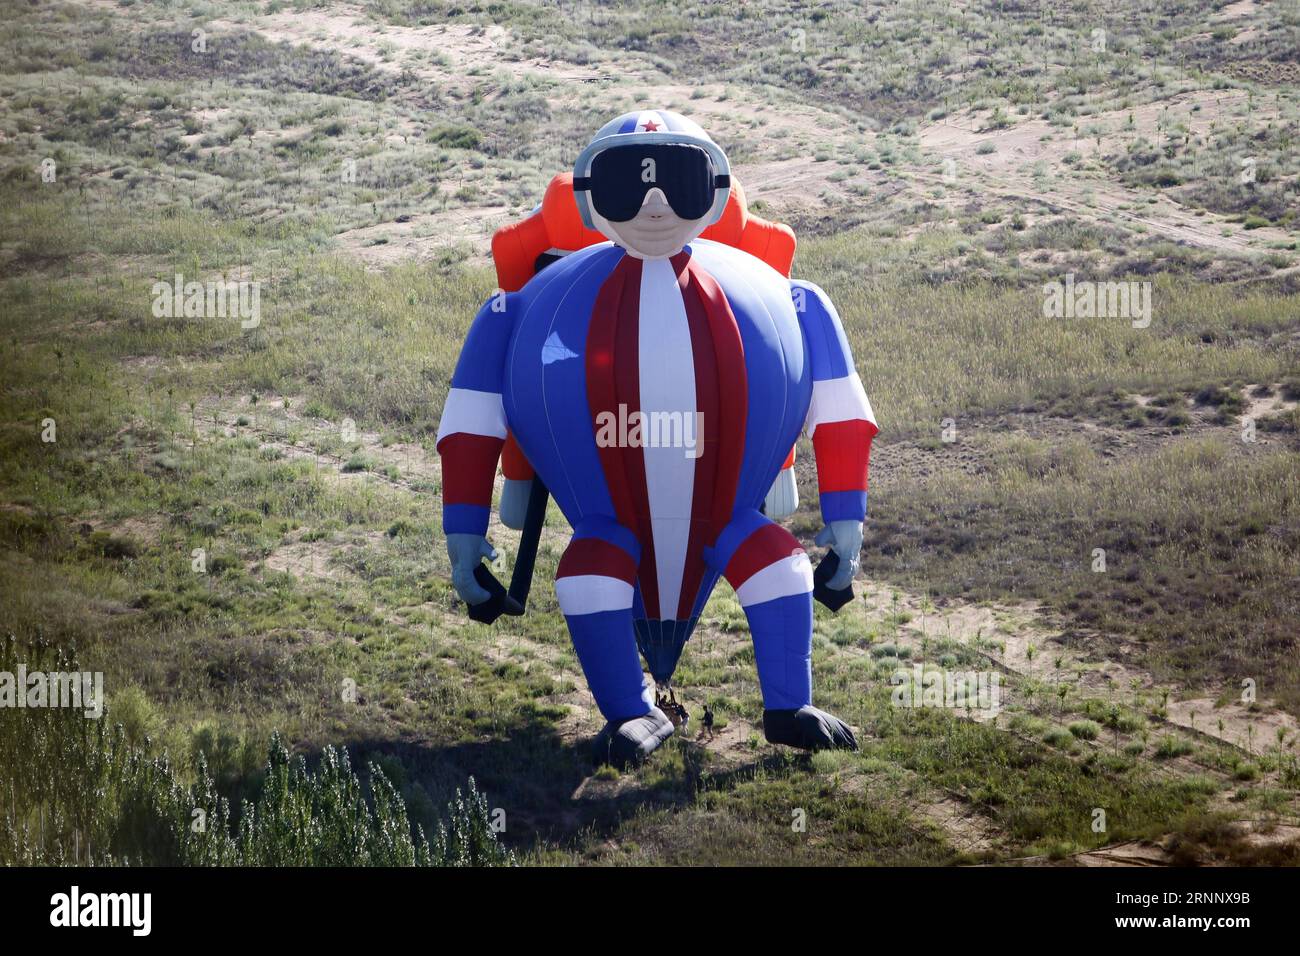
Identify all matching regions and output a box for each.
[437,111,878,730]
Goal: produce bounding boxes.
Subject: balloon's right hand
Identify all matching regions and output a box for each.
[447,533,497,606]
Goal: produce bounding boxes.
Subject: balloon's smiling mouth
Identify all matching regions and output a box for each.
[605,210,706,259]
[628,222,682,237]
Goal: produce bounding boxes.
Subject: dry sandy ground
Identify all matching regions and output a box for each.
[915,89,1294,254]
[71,0,1295,270]
[210,4,617,90]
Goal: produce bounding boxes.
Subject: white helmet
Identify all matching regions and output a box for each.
[572,110,731,231]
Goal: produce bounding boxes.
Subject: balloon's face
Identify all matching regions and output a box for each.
[594,187,710,260]
[583,143,717,259]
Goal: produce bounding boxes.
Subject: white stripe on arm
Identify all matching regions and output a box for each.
[436,387,508,444]
[805,373,876,437]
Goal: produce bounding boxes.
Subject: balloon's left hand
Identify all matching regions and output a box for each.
[814,520,863,591]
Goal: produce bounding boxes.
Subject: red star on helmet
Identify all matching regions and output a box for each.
[640,119,660,132]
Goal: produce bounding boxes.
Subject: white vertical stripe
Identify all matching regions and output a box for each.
[639,259,696,619]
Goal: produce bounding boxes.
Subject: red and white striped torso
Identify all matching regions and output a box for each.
[635,258,700,620]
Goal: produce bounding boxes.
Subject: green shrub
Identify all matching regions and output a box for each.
[0,637,511,866]
[427,124,482,150]
[1043,727,1076,749]
[1068,720,1101,741]
[84,530,139,560]
[1155,735,1194,759]
[110,686,163,749]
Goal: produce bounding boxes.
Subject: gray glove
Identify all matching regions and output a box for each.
[815,520,863,590]
[447,533,497,606]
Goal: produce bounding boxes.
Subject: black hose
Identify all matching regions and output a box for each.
[507,476,550,610]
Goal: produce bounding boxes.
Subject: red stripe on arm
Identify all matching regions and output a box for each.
[437,432,504,507]
[812,419,878,493]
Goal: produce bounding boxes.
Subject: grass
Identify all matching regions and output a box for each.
[0,637,510,866]
[862,435,1300,710]
[801,233,1300,436]
[0,0,1297,867]
[3,188,1295,858]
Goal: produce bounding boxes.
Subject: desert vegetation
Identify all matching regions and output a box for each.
[1,0,1297,865]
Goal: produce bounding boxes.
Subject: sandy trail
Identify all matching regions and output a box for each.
[915,89,1295,254]
[208,4,611,90]
[857,580,1299,761]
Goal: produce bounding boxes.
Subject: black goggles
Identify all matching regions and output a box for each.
[574,143,729,223]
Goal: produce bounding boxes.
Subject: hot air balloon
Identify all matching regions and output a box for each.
[437,110,877,767]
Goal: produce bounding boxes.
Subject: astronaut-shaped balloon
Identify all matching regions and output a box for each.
[437,111,877,767]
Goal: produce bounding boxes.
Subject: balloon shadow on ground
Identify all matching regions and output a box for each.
[338,715,798,856]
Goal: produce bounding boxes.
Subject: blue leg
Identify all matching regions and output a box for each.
[556,517,674,766]
[556,517,652,721]
[706,508,858,750]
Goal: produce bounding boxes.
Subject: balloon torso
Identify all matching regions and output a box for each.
[503,239,810,646]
